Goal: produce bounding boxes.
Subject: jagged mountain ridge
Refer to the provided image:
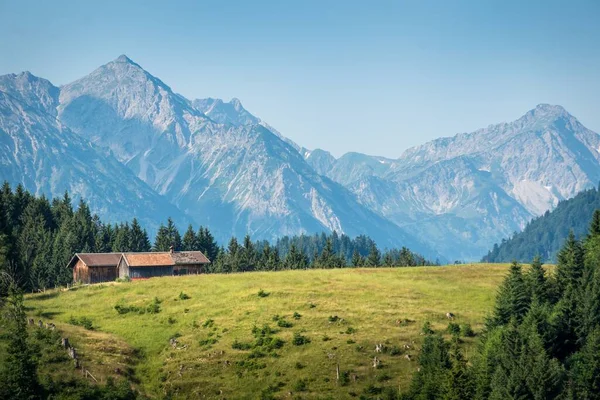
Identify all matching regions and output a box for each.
[304,105,600,260]
[0,72,189,233]
[1,55,434,256]
[2,54,599,261]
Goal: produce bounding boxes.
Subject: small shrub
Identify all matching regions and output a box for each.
[168,316,177,325]
[309,303,317,308]
[292,332,310,346]
[389,346,401,356]
[347,339,355,344]
[68,316,94,330]
[146,297,162,314]
[178,291,190,300]
[422,321,434,335]
[293,379,308,392]
[461,323,475,337]
[376,374,391,382]
[365,384,383,395]
[203,319,215,328]
[293,312,302,320]
[257,289,270,298]
[277,319,293,328]
[272,314,281,322]
[447,322,461,336]
[340,370,351,386]
[328,315,340,323]
[192,320,199,329]
[232,339,252,350]
[322,335,332,342]
[199,337,219,346]
[294,361,305,369]
[345,327,357,334]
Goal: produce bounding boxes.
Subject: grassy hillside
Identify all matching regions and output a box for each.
[24,264,514,399]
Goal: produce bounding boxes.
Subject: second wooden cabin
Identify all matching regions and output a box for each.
[117,250,210,280]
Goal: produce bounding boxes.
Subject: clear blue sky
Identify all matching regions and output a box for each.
[1,0,599,158]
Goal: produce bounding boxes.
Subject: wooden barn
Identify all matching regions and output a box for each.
[117,251,210,280]
[68,253,123,284]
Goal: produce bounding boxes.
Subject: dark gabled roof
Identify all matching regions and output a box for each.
[120,251,210,268]
[120,252,175,267]
[171,251,210,264]
[68,253,122,269]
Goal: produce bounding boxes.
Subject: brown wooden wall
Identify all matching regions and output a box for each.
[73,259,117,284]
[73,259,89,283]
[90,266,117,283]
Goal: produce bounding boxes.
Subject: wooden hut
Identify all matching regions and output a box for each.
[68,253,122,284]
[117,251,210,280]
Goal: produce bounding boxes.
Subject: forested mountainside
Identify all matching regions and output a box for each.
[483,186,600,262]
[0,183,432,293]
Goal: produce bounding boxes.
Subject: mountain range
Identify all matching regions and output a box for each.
[1,54,599,260]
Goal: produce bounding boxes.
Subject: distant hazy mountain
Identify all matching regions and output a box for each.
[304,105,600,260]
[0,72,188,233]
[2,54,599,261]
[483,186,600,263]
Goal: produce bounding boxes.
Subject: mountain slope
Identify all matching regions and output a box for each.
[0,72,190,233]
[483,186,600,262]
[309,105,600,260]
[56,56,437,255]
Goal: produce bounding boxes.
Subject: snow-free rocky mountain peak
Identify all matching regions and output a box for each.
[2,54,599,260]
[0,55,437,257]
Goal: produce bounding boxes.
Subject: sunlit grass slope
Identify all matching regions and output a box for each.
[26,264,514,399]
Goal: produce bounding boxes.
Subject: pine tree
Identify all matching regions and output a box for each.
[241,235,257,272]
[443,338,475,400]
[113,223,132,252]
[129,218,150,252]
[351,249,363,267]
[590,209,600,237]
[382,251,394,267]
[525,256,549,303]
[569,327,600,398]
[285,244,308,270]
[153,224,171,251]
[489,262,530,329]
[555,231,584,293]
[182,224,198,251]
[366,242,381,267]
[0,282,41,400]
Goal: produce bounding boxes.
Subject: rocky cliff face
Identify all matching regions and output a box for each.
[0,72,188,234]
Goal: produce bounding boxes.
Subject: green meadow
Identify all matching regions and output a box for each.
[24,264,515,399]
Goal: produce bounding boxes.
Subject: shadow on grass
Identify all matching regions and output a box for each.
[38,311,63,319]
[30,291,61,301]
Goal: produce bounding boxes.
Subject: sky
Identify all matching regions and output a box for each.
[1,0,599,158]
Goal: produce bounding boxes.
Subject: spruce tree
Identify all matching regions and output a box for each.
[0,282,41,400]
[526,256,549,303]
[182,224,198,251]
[366,242,381,267]
[489,262,530,329]
[555,231,584,293]
[130,218,150,252]
[569,327,600,398]
[351,248,362,267]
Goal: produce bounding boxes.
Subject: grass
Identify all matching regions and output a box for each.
[24,263,516,399]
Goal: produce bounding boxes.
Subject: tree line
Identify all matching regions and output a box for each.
[401,210,600,399]
[0,183,434,293]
